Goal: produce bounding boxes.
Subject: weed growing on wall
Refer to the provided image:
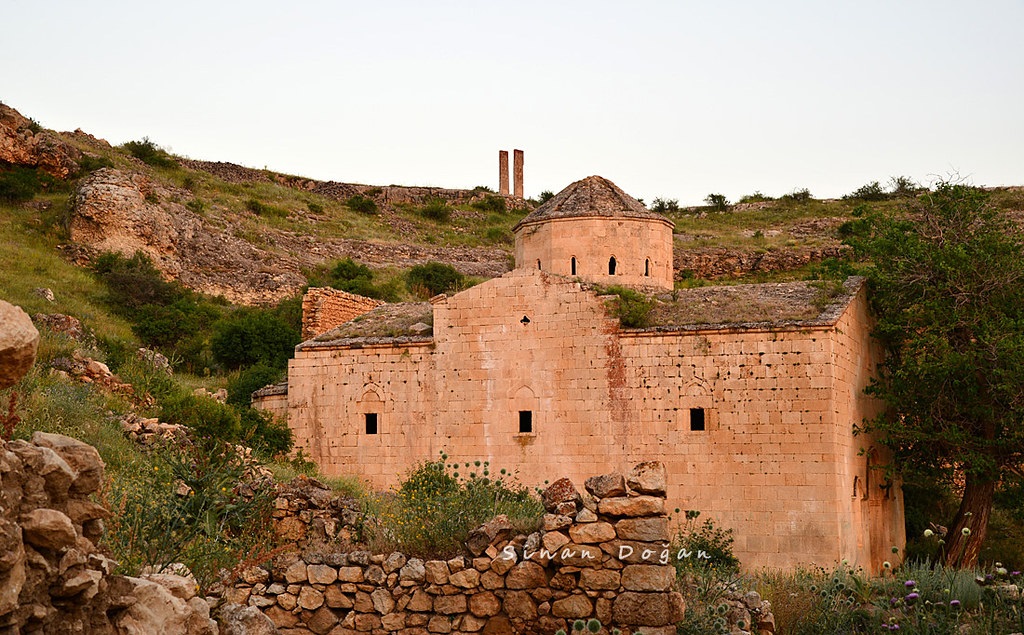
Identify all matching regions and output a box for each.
[598,285,654,328]
[363,454,543,558]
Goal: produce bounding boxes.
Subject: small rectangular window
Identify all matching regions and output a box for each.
[689,408,705,431]
[365,413,378,434]
[519,410,533,433]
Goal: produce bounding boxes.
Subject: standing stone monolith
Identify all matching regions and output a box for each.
[498,150,509,196]
[513,149,524,198]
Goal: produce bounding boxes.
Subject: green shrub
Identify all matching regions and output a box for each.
[159,391,242,441]
[471,195,506,213]
[363,455,543,557]
[737,191,774,204]
[121,137,177,169]
[845,180,888,201]
[472,185,495,193]
[651,197,680,213]
[92,251,187,313]
[76,154,115,175]
[780,188,813,204]
[889,175,919,198]
[103,440,276,591]
[185,198,206,214]
[0,166,51,203]
[316,258,401,301]
[601,285,654,328]
[671,510,739,574]
[245,198,288,218]
[407,262,463,297]
[210,309,300,370]
[238,407,293,456]
[306,201,323,214]
[484,226,512,245]
[227,363,284,409]
[538,190,555,204]
[418,198,452,222]
[345,195,378,215]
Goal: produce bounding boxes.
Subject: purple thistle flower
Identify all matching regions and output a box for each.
[890,597,898,605]
[1013,571,1021,577]
[904,580,917,588]
[950,599,961,608]
[905,592,920,603]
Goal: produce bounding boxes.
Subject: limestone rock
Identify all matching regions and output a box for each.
[584,473,627,498]
[505,561,547,589]
[0,300,39,389]
[551,593,593,618]
[112,575,217,635]
[400,557,426,582]
[467,514,513,556]
[621,564,676,591]
[612,591,680,626]
[598,495,666,517]
[541,478,581,513]
[569,521,616,544]
[615,517,670,542]
[32,313,87,341]
[31,432,105,495]
[21,509,77,550]
[218,602,280,635]
[627,461,668,496]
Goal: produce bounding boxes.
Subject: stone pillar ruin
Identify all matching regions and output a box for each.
[498,150,509,196]
[513,149,524,198]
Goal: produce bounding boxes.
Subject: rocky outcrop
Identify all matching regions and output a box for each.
[0,300,39,390]
[674,244,850,280]
[225,464,688,634]
[272,476,363,551]
[70,168,307,304]
[0,432,215,633]
[0,102,82,178]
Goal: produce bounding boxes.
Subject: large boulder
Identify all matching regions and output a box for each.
[110,575,216,635]
[0,300,39,389]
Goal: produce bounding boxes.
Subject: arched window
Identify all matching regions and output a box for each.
[608,256,617,275]
[644,258,650,276]
[571,257,577,276]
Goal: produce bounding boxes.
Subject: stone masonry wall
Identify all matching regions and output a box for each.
[302,288,385,340]
[227,464,685,635]
[286,272,902,573]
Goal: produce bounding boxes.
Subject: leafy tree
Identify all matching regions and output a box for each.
[538,190,555,204]
[846,181,888,201]
[407,262,463,297]
[846,181,1024,567]
[321,258,401,301]
[703,193,730,211]
[650,197,680,214]
[210,310,300,370]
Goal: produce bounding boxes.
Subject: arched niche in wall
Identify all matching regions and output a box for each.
[512,385,536,434]
[682,378,713,432]
[359,387,383,436]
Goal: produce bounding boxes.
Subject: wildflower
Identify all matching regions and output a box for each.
[996,567,1008,576]
[961,527,971,536]
[904,580,917,588]
[950,599,961,609]
[891,545,900,554]
[883,561,892,569]
[1013,571,1021,577]
[923,529,934,537]
[905,592,919,603]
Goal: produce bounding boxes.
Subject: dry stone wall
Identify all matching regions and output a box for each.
[302,288,385,340]
[227,464,685,635]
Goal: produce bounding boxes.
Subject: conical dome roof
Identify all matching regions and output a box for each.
[513,175,672,231]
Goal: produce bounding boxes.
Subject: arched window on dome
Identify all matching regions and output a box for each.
[571,257,577,276]
[644,258,650,277]
[608,256,617,276]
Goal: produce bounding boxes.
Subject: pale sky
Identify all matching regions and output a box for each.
[4,1,1022,205]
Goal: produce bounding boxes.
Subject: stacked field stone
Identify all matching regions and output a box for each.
[225,462,684,635]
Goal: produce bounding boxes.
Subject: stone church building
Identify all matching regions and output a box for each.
[255,175,905,572]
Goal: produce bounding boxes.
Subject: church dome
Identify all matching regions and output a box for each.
[513,176,675,290]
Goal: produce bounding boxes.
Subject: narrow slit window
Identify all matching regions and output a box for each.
[537,259,542,270]
[608,257,617,275]
[689,407,705,431]
[365,413,378,435]
[519,410,533,433]
[571,257,577,275]
[645,258,650,276]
